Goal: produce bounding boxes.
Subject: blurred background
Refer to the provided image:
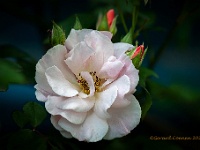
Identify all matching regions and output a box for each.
[0,0,200,149]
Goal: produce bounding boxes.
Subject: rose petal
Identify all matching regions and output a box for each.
[46,96,87,124]
[50,115,63,131]
[84,31,114,72]
[35,45,77,92]
[94,86,118,119]
[107,75,131,108]
[65,42,94,75]
[104,94,141,140]
[118,54,139,92]
[58,112,109,142]
[51,115,72,138]
[100,31,112,39]
[113,42,134,58]
[45,66,78,97]
[98,56,124,79]
[59,96,95,112]
[65,29,93,50]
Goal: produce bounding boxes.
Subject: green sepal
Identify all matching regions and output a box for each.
[51,21,66,46]
[121,29,133,44]
[109,15,118,35]
[73,15,82,30]
[96,14,109,31]
[132,52,141,69]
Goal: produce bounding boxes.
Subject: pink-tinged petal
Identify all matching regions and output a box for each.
[51,115,72,138]
[50,115,63,131]
[65,42,94,75]
[34,84,53,102]
[35,90,47,102]
[118,54,139,92]
[108,75,130,97]
[94,86,118,119]
[65,29,93,50]
[100,31,112,39]
[35,45,77,90]
[59,96,95,112]
[84,31,114,72]
[60,131,73,138]
[98,56,124,79]
[46,96,87,124]
[113,42,134,58]
[58,112,108,142]
[108,75,131,108]
[104,94,141,140]
[45,66,79,97]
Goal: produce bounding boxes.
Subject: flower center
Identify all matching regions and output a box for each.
[77,71,102,95]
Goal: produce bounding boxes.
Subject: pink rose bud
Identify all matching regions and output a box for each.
[131,45,145,60]
[106,9,115,28]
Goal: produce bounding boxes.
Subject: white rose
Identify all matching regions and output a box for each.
[35,29,141,142]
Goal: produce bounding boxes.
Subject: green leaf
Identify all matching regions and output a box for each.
[23,102,47,128]
[0,59,27,91]
[7,129,47,150]
[73,15,82,30]
[12,111,28,128]
[51,21,66,46]
[141,90,152,119]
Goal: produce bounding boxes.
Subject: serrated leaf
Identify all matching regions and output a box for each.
[23,102,47,128]
[51,21,66,46]
[7,129,47,150]
[12,111,28,128]
[73,15,82,30]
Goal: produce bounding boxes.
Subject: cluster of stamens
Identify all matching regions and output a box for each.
[77,71,102,95]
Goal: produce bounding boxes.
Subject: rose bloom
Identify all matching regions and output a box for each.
[35,29,141,142]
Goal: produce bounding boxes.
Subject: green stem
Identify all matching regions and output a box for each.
[116,1,128,33]
[131,5,138,36]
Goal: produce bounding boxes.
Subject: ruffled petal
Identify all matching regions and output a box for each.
[113,42,134,58]
[65,42,94,75]
[118,54,139,92]
[84,31,114,72]
[58,112,108,142]
[35,45,77,92]
[45,66,79,97]
[94,86,118,119]
[98,56,124,79]
[51,115,72,138]
[46,96,87,124]
[65,29,93,50]
[59,96,95,112]
[107,75,131,108]
[104,94,141,140]
[50,115,63,131]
